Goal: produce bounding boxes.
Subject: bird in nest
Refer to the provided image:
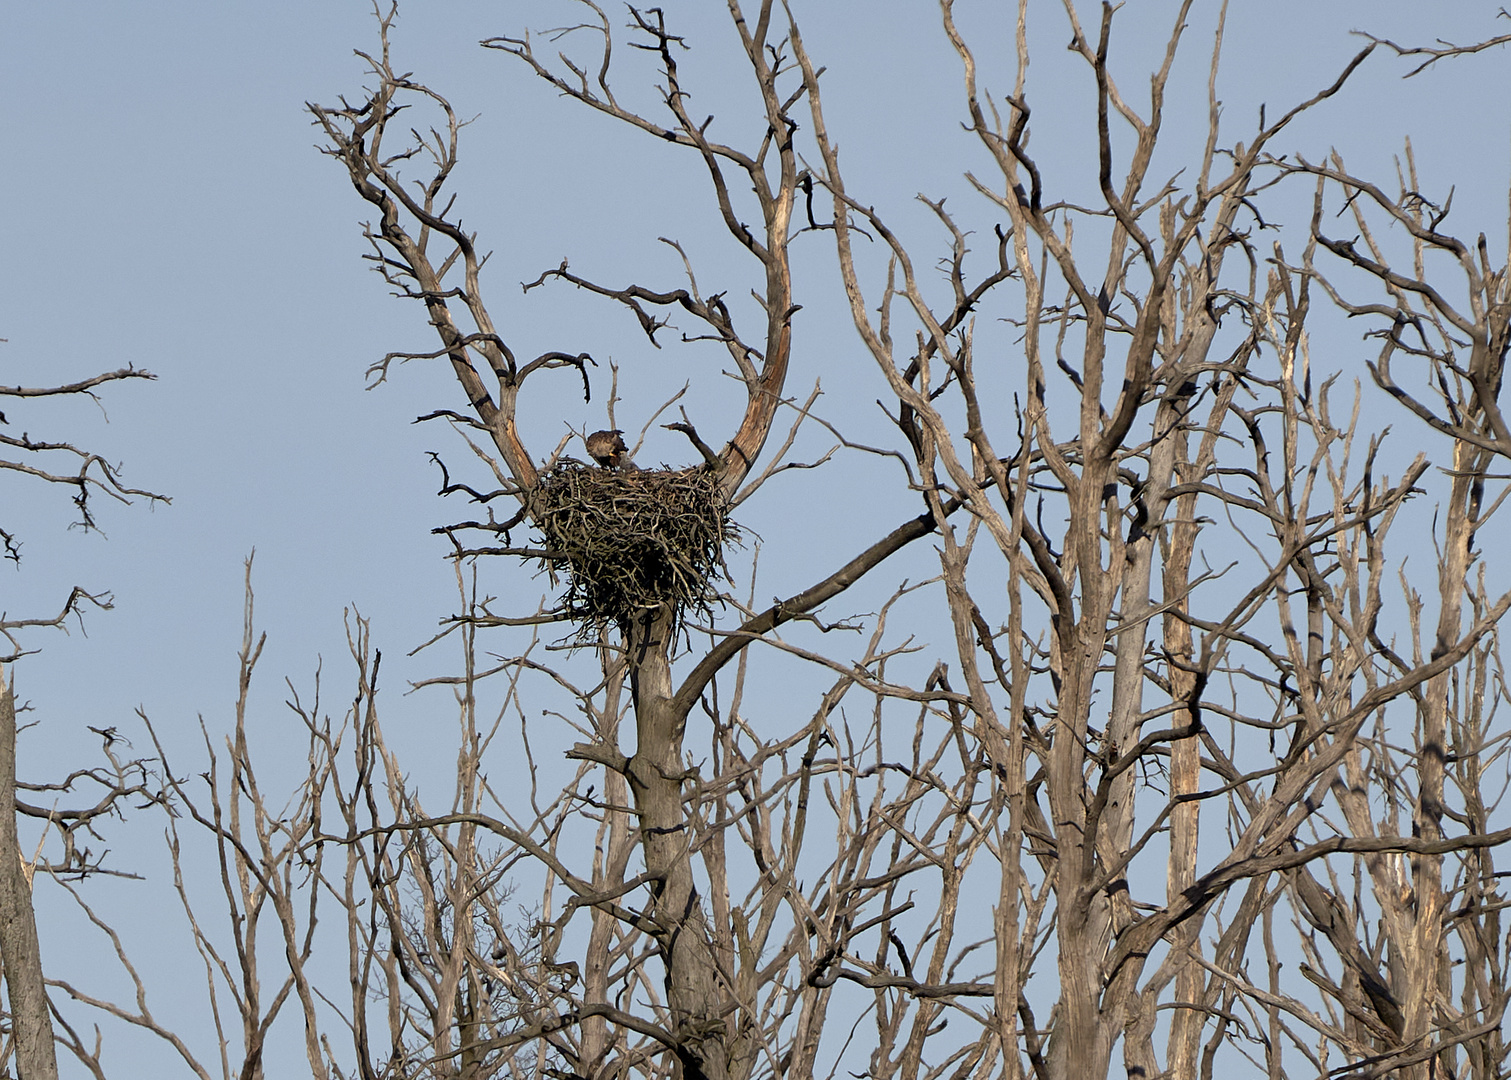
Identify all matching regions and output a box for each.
[585,429,630,469]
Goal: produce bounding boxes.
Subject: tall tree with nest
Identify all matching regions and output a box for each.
[310,6,810,1074]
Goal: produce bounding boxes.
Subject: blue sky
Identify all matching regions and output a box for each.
[2,1,1508,1074]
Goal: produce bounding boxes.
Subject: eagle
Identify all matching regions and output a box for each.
[585,429,629,469]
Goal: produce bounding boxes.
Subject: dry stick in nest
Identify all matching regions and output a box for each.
[529,462,738,642]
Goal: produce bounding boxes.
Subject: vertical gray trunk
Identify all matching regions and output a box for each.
[0,670,57,1080]
[626,611,729,1080]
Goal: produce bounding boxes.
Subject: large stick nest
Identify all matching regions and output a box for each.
[530,462,738,640]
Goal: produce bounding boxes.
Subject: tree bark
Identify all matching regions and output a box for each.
[0,668,57,1080]
[626,610,729,1080]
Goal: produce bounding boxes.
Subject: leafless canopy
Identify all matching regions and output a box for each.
[44,4,1511,1080]
[0,356,164,1080]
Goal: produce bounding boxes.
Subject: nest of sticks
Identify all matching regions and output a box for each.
[530,462,737,640]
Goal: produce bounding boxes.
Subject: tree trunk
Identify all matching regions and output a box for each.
[626,610,729,1080]
[0,669,57,1080]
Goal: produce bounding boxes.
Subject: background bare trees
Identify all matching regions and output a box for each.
[20,3,1511,1079]
[0,365,163,1080]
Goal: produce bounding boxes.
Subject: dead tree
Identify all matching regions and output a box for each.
[293,3,1511,1078]
[0,362,163,1080]
[52,5,1511,1080]
[305,5,827,1075]
[787,3,1511,1078]
[1271,122,1511,1078]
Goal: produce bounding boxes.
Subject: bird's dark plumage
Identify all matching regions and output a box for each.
[586,429,628,468]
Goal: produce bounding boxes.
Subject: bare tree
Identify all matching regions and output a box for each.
[786,4,1511,1075]
[304,5,845,1074]
[45,4,1511,1080]
[0,362,164,1080]
[288,4,1511,1078]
